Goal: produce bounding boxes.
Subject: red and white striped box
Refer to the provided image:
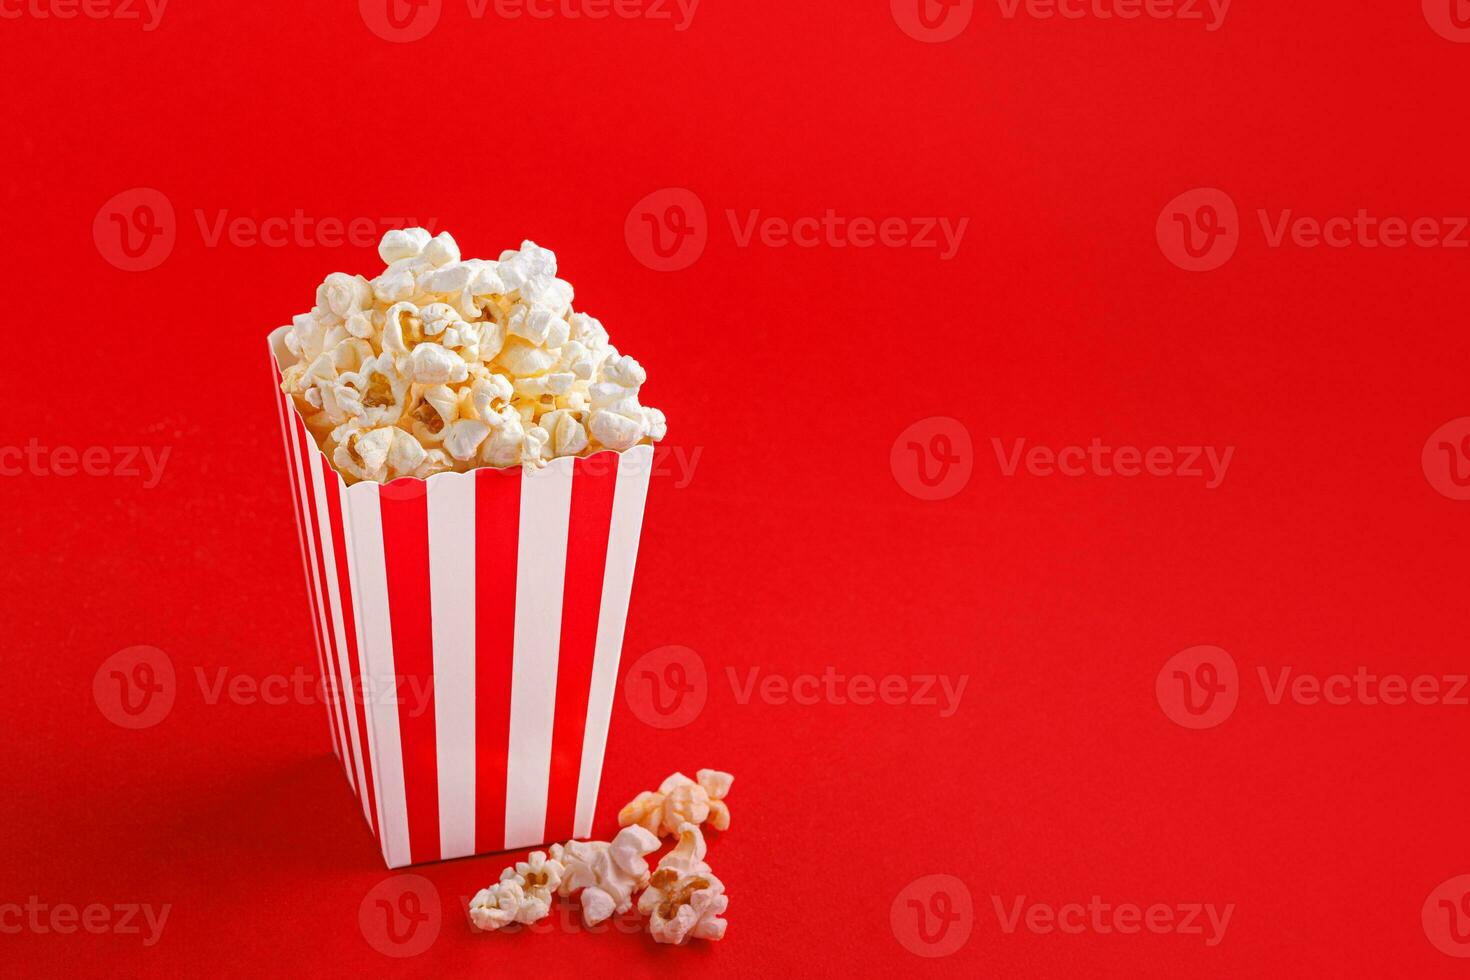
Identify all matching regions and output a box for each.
[267,332,653,868]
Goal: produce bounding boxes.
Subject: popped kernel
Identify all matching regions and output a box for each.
[550,825,661,927]
[468,849,565,931]
[637,824,728,944]
[618,770,733,838]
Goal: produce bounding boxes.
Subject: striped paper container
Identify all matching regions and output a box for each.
[267,330,653,868]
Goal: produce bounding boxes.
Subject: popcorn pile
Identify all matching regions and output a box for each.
[276,228,666,484]
[469,769,732,945]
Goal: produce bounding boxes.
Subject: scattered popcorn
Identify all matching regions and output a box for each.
[277,229,666,483]
[638,824,728,945]
[470,773,733,945]
[619,770,733,838]
[467,880,527,932]
[550,825,661,926]
[468,849,565,931]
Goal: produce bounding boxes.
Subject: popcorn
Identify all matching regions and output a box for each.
[470,773,734,946]
[637,824,728,945]
[468,849,565,931]
[496,337,559,377]
[467,880,527,931]
[645,872,728,945]
[418,302,462,337]
[277,229,666,483]
[619,770,733,838]
[378,227,431,263]
[443,419,490,461]
[317,273,373,319]
[549,825,661,927]
[510,850,564,909]
[541,409,590,458]
[408,343,469,385]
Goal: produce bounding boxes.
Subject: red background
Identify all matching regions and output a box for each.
[5,0,1470,975]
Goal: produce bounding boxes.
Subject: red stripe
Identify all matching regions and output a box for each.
[279,383,345,768]
[323,474,381,842]
[295,411,359,794]
[543,455,618,844]
[378,479,441,864]
[474,466,521,854]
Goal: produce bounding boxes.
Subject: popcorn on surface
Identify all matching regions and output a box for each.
[467,849,565,931]
[638,824,728,945]
[619,769,733,838]
[277,229,666,483]
[549,825,662,927]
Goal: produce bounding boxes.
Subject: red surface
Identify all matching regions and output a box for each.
[5,1,1470,975]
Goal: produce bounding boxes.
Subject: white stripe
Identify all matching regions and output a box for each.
[276,383,337,763]
[574,446,653,836]
[337,477,389,842]
[302,436,357,792]
[426,473,477,860]
[271,372,315,634]
[504,456,575,849]
[309,447,371,807]
[285,403,348,768]
[346,480,412,869]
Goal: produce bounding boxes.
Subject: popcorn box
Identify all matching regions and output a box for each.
[268,333,653,868]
